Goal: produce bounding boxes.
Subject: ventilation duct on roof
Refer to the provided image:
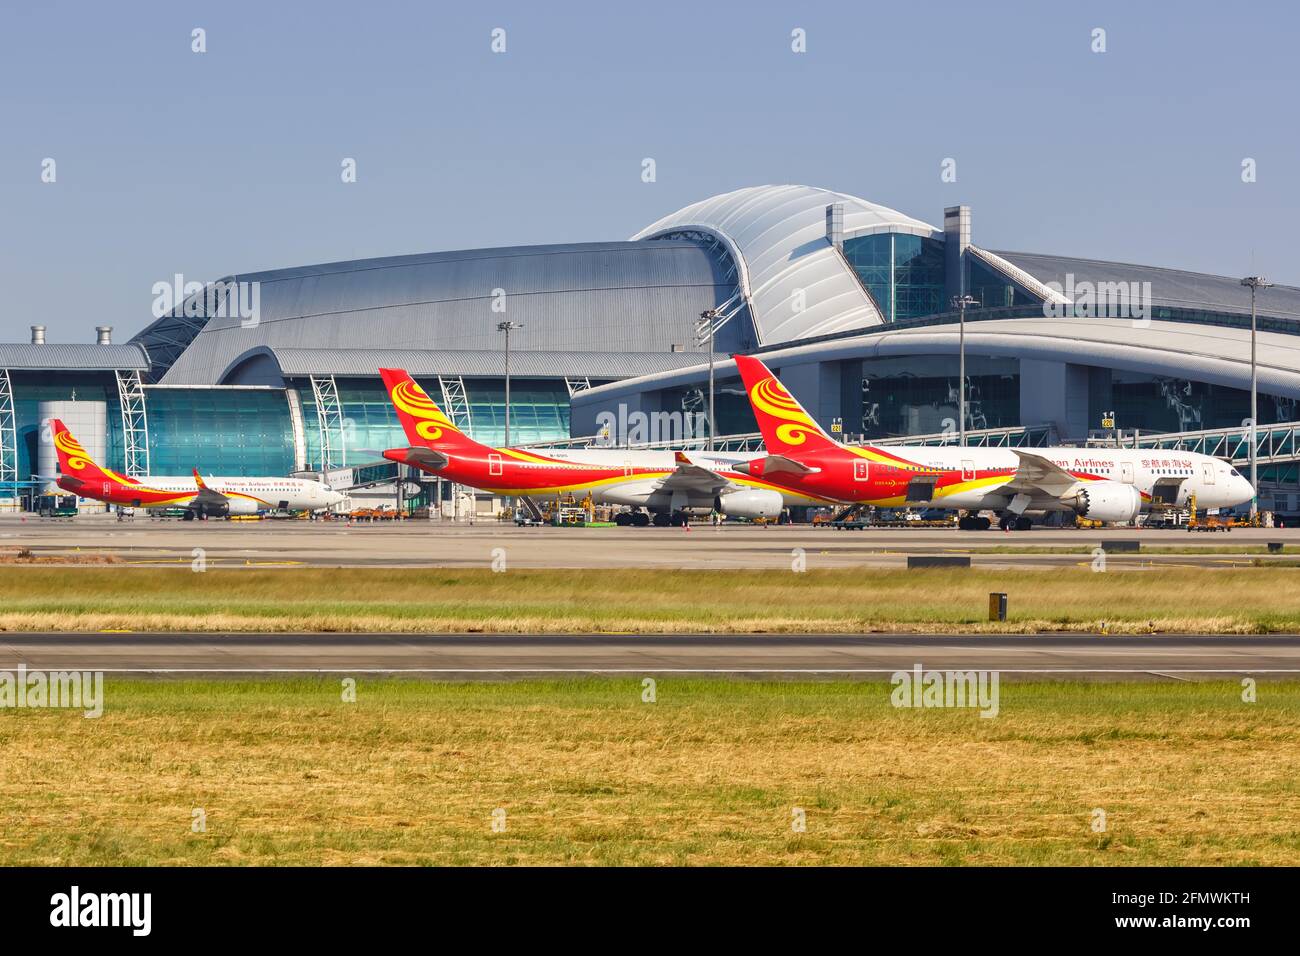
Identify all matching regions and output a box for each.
[825,203,844,250]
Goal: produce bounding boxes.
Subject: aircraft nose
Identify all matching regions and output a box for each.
[1237,474,1256,505]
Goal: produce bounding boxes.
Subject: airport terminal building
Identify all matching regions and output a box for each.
[4,184,1300,513]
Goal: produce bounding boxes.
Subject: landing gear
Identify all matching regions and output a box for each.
[1015,516,1032,531]
[652,512,671,527]
[671,510,690,527]
[998,514,1033,531]
[614,512,632,527]
[958,514,991,531]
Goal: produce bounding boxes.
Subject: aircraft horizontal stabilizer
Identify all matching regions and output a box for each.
[758,454,820,476]
[402,446,449,470]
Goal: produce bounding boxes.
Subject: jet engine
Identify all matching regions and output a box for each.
[718,488,783,519]
[191,497,259,518]
[1069,481,1143,523]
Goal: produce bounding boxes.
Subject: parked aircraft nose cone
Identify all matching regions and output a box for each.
[1234,473,1256,507]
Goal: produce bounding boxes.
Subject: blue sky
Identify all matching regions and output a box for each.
[1,0,1296,342]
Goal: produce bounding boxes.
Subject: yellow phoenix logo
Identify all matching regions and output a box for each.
[54,429,90,471]
[390,379,460,442]
[749,376,822,446]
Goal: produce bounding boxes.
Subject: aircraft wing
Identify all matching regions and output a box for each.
[191,469,230,509]
[655,452,735,495]
[1005,450,1082,498]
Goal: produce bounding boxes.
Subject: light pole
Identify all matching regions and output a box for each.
[951,295,979,445]
[696,309,721,451]
[1239,276,1272,519]
[497,320,523,446]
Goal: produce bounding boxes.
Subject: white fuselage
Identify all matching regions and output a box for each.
[864,445,1254,513]
[516,448,832,508]
[116,475,343,513]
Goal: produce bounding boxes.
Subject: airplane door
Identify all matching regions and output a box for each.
[488,453,503,477]
[1121,461,1134,483]
[961,460,975,482]
[853,459,869,482]
[1201,462,1215,485]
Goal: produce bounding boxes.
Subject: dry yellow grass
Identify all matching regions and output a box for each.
[0,566,1299,633]
[0,550,121,565]
[0,679,1296,865]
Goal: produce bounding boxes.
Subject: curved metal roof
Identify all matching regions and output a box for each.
[134,240,745,385]
[632,184,941,346]
[993,250,1300,321]
[0,343,149,371]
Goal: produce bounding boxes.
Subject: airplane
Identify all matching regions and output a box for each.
[730,355,1255,529]
[376,367,836,525]
[48,419,345,518]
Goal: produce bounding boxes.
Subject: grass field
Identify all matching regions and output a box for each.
[1,678,1296,866]
[2,566,1300,633]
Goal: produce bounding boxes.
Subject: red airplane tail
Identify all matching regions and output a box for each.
[379,368,489,453]
[49,418,122,486]
[733,355,841,456]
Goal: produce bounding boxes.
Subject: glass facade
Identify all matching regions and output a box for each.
[9,371,121,485]
[659,376,757,439]
[850,355,1020,439]
[146,387,295,475]
[968,256,1040,311]
[297,377,573,469]
[299,379,405,471]
[461,378,572,447]
[1094,370,1297,434]
[841,233,946,322]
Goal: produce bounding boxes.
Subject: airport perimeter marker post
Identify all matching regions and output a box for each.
[988,592,1008,622]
